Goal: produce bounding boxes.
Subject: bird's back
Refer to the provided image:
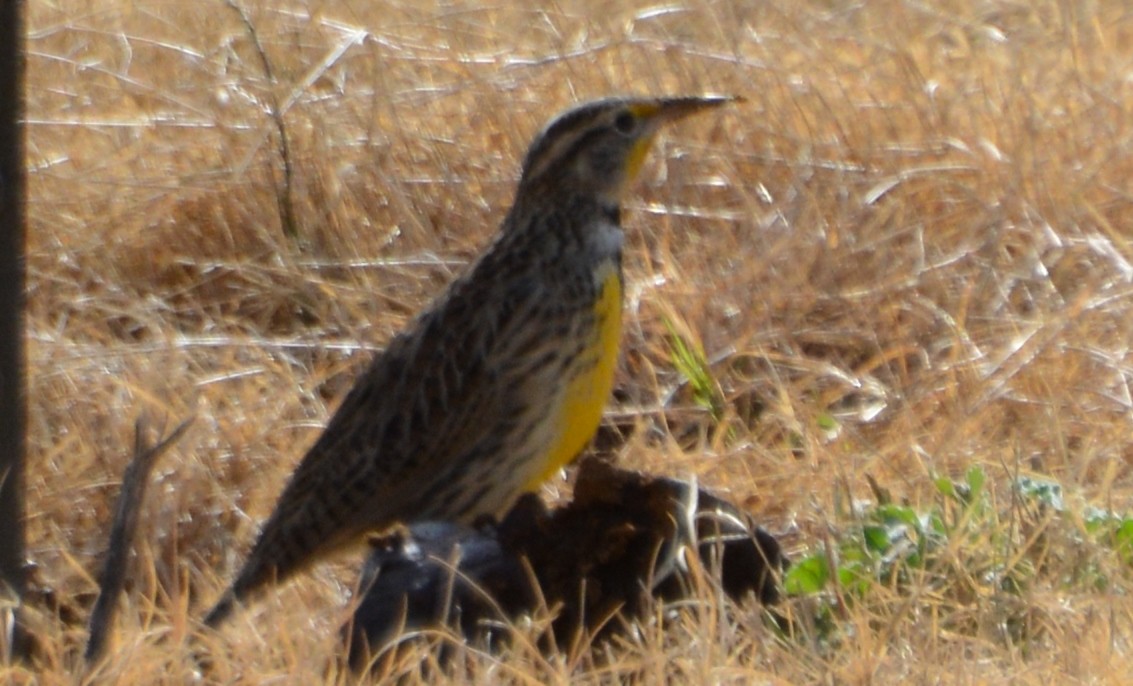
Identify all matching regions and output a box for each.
[206,198,622,624]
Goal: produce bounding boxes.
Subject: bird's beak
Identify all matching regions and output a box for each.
[621,95,740,189]
[635,94,743,124]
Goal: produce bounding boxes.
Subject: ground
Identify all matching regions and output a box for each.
[8,1,1133,683]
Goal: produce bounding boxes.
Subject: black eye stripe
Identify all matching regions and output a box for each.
[558,128,610,169]
[521,105,640,182]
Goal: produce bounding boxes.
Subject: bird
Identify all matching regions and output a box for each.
[204,94,736,628]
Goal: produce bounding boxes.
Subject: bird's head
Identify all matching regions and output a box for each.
[517,95,738,206]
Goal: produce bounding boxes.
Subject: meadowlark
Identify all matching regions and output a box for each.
[204,95,735,628]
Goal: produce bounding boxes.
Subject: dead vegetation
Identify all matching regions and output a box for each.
[11,0,1133,683]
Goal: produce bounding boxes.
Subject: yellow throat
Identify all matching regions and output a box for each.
[526,260,623,489]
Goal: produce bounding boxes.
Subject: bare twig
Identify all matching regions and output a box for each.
[225,0,299,239]
[84,416,194,665]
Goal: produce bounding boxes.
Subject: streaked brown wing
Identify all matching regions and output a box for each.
[230,259,547,594]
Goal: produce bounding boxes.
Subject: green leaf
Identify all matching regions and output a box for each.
[783,554,829,595]
[837,563,874,596]
[965,465,986,496]
[816,412,839,432]
[863,525,892,554]
[1014,476,1064,511]
[1114,519,1133,563]
[876,504,920,529]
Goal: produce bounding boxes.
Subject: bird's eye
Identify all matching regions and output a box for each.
[613,111,637,135]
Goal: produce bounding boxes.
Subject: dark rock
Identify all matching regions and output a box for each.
[344,458,785,672]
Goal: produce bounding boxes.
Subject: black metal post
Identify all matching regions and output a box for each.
[0,0,29,663]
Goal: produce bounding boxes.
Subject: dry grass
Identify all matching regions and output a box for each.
[10,0,1133,683]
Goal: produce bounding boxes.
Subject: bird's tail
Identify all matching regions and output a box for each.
[203,589,238,629]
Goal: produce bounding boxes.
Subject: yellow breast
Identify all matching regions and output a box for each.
[525,261,622,490]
